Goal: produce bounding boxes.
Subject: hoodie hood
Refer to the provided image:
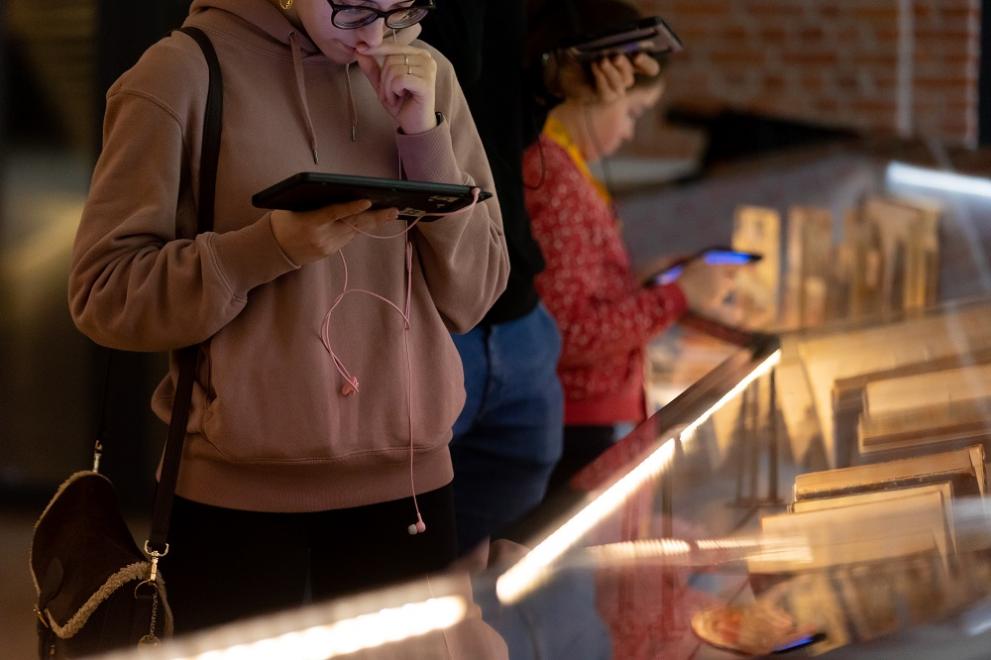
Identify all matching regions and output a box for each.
[191,0,321,53]
[188,0,422,153]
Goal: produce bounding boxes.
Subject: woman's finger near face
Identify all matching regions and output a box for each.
[612,55,635,87]
[360,43,432,59]
[599,59,626,93]
[589,62,606,90]
[379,51,432,77]
[632,52,661,77]
[380,74,403,112]
[397,64,429,79]
[380,69,402,108]
[385,52,418,68]
[378,65,414,108]
[590,63,616,101]
[383,63,429,96]
[382,62,414,95]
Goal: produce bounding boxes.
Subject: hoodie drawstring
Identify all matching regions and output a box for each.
[344,62,359,143]
[289,31,320,164]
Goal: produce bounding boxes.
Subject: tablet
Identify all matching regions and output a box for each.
[648,247,762,286]
[252,172,493,222]
[556,16,684,62]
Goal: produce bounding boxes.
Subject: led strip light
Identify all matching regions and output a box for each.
[496,350,781,604]
[680,350,781,442]
[108,596,468,660]
[586,538,691,561]
[588,534,811,566]
[886,162,991,200]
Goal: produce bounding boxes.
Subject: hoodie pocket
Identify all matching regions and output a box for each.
[197,306,464,464]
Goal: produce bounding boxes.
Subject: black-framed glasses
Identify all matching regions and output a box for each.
[326,0,435,30]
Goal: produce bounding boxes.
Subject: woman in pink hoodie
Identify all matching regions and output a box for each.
[69,0,508,632]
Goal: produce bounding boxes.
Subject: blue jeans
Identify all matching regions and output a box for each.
[451,304,564,552]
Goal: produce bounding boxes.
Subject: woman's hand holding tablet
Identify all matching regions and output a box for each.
[269,198,399,266]
[257,173,494,265]
[253,172,492,222]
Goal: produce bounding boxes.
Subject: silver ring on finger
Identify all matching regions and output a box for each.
[407,65,413,75]
[403,54,409,66]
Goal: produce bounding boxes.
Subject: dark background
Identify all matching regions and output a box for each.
[2,0,192,509]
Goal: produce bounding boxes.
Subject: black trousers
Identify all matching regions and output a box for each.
[160,484,457,633]
[547,425,617,493]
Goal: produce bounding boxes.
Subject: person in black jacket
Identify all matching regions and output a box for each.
[421,0,658,553]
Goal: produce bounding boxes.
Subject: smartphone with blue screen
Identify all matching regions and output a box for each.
[772,632,827,653]
[650,246,763,286]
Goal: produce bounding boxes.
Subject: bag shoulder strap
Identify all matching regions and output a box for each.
[179,26,224,237]
[147,25,224,554]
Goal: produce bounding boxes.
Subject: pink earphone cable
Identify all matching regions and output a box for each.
[320,187,482,534]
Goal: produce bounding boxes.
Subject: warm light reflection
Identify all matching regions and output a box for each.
[680,350,782,443]
[1,198,85,324]
[587,534,812,566]
[696,535,813,565]
[886,162,991,199]
[696,538,762,551]
[741,536,815,565]
[963,605,991,637]
[748,544,814,565]
[587,538,691,561]
[496,437,678,604]
[496,349,781,604]
[171,597,466,660]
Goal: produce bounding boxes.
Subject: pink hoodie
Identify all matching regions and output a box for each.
[68,0,508,512]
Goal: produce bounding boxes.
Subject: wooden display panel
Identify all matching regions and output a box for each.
[732,206,781,329]
[793,444,986,501]
[783,207,833,328]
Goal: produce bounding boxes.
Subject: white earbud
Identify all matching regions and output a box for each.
[407,519,427,535]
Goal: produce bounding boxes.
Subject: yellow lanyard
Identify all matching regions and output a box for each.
[542,116,612,205]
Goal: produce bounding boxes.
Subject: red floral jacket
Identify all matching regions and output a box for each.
[523,126,687,426]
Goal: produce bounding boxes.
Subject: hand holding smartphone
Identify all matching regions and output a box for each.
[773,632,827,653]
[553,16,683,63]
[542,16,681,102]
[648,247,763,287]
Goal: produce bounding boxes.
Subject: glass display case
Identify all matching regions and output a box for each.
[97,300,991,660]
[488,299,991,659]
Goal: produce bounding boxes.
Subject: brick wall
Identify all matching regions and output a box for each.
[638,0,982,146]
